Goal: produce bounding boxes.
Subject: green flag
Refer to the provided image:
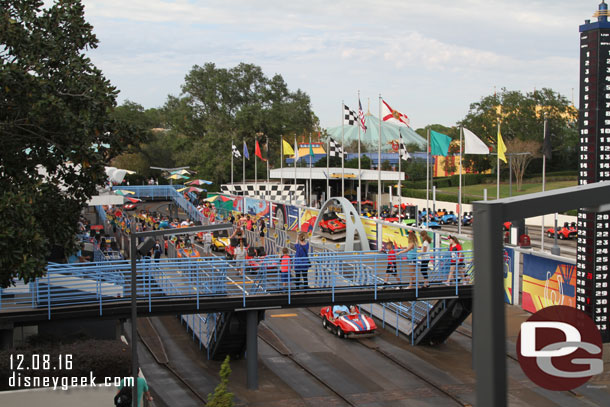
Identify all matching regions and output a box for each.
[430,130,451,156]
[309,143,314,157]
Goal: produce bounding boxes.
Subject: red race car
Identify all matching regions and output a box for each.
[320,305,377,338]
[546,222,577,240]
[319,212,346,234]
[124,203,137,210]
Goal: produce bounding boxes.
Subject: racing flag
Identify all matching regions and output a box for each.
[232,144,241,158]
[243,140,249,160]
[328,138,345,158]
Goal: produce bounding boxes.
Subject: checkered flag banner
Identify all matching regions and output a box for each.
[328,137,345,157]
[232,144,241,158]
[343,104,358,126]
[398,135,411,160]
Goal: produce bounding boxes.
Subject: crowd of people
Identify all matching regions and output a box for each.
[381,231,466,288]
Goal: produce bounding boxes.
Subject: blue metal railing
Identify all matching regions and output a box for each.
[112,185,208,225]
[0,250,473,319]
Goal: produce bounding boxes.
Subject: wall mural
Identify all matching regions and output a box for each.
[522,253,576,313]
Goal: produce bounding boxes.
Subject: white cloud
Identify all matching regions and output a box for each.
[74,0,596,128]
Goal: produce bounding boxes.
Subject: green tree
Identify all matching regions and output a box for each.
[0,0,142,287]
[207,356,234,407]
[163,63,318,185]
[507,138,541,191]
[459,88,577,174]
[345,155,371,169]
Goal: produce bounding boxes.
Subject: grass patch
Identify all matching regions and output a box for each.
[435,180,578,200]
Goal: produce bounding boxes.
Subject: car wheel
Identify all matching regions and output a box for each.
[559,234,564,240]
[547,232,553,238]
[330,229,334,235]
[322,317,328,329]
[336,327,344,338]
[212,245,217,252]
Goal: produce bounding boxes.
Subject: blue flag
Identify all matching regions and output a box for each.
[243,141,250,160]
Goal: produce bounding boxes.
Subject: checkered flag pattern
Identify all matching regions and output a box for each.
[343,104,358,126]
[398,135,411,160]
[328,138,345,158]
[221,183,306,204]
[232,144,241,158]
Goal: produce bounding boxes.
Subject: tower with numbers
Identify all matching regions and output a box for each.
[577,1,610,342]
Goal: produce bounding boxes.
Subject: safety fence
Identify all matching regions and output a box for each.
[0,250,474,319]
[112,185,208,225]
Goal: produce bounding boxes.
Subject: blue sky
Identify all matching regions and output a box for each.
[78,0,596,129]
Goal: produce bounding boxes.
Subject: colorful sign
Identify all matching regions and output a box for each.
[504,247,515,305]
[522,253,576,313]
[299,208,319,233]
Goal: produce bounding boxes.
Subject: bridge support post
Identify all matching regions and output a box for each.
[246,310,258,390]
[473,202,506,406]
[0,323,13,349]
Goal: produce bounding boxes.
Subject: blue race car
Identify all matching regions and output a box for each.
[439,211,458,225]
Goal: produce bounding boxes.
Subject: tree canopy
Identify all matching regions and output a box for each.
[459,88,577,174]
[0,0,143,287]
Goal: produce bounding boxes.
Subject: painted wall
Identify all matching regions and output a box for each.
[522,253,576,312]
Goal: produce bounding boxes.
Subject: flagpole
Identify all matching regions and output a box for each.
[426,128,430,224]
[294,135,297,204]
[398,129,402,219]
[378,94,382,215]
[341,100,345,197]
[358,91,362,214]
[541,114,547,252]
[309,132,313,207]
[231,137,234,185]
[458,125,463,235]
[243,139,246,185]
[280,135,284,185]
[326,136,330,197]
[266,135,270,184]
[255,138,258,189]
[497,119,500,199]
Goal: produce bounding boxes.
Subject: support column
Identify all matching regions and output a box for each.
[246,310,258,390]
[0,323,14,350]
[473,202,506,406]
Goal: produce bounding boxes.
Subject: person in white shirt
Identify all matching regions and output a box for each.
[203,232,212,255]
[420,230,432,288]
[233,241,247,276]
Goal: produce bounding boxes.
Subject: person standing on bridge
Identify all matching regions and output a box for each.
[153,240,162,263]
[444,235,464,285]
[234,240,247,276]
[419,231,432,288]
[294,232,311,289]
[202,232,212,256]
[382,241,408,286]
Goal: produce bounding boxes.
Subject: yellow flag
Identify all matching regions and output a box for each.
[498,127,507,163]
[282,138,294,156]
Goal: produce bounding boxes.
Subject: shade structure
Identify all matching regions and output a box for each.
[177,186,204,193]
[204,195,232,203]
[170,169,191,175]
[186,179,213,185]
[167,174,189,180]
[114,189,135,196]
[325,113,426,152]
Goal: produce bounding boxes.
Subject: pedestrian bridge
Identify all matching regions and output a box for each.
[0,250,473,325]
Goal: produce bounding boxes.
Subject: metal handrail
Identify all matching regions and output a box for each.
[1,250,474,318]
